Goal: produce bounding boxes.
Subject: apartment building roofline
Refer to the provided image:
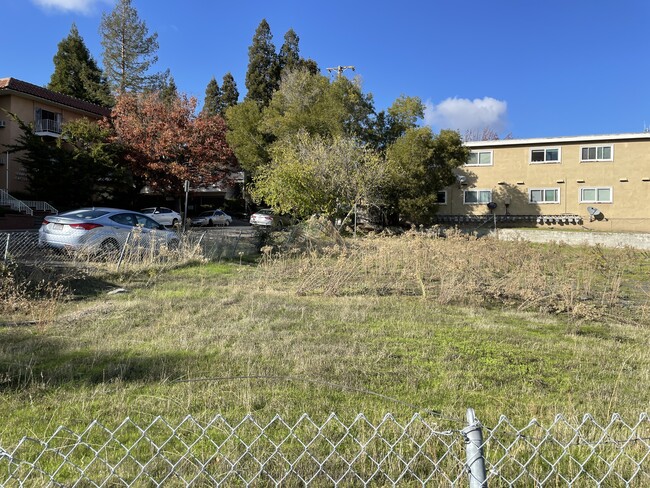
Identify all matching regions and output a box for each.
[465,132,650,148]
[0,77,111,118]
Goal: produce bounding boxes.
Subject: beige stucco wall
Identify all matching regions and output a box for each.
[443,137,650,233]
[0,96,14,191]
[0,93,101,194]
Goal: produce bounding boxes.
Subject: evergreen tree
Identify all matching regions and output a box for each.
[6,115,127,207]
[367,96,424,151]
[278,29,300,74]
[159,75,178,106]
[202,77,222,116]
[278,28,319,76]
[220,72,239,112]
[48,23,113,107]
[100,0,161,93]
[245,19,279,106]
[300,59,320,75]
[386,128,468,224]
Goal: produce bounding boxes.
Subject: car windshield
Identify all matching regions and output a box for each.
[140,208,156,213]
[60,209,110,220]
[258,209,273,215]
[198,211,214,217]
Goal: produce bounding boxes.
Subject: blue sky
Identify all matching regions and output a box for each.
[3,0,650,139]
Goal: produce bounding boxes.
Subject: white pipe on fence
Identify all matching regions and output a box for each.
[463,407,487,488]
[3,233,9,261]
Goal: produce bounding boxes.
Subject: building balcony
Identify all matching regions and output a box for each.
[34,118,62,136]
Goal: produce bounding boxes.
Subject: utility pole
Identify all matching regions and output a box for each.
[326,65,355,78]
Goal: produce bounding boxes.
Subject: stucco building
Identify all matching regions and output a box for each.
[435,133,650,233]
[0,77,110,195]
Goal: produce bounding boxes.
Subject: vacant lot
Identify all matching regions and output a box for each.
[1,228,649,448]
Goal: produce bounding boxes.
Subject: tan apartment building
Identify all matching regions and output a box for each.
[0,77,110,196]
[434,133,650,233]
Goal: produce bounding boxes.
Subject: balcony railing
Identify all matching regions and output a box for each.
[34,119,62,135]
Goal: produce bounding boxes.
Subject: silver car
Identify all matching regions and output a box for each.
[140,207,182,227]
[38,208,179,255]
[250,209,292,228]
[192,209,232,227]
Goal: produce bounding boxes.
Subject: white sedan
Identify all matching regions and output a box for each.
[140,207,182,227]
[192,209,232,227]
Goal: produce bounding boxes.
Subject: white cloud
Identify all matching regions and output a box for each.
[31,0,112,14]
[424,97,508,134]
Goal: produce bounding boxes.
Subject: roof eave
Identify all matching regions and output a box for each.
[465,132,650,148]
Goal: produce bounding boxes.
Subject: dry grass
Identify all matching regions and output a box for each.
[256,224,648,325]
[0,263,66,326]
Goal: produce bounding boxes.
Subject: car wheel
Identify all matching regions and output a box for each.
[172,218,179,227]
[98,239,120,260]
[208,219,214,227]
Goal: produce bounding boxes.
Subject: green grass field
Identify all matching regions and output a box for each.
[1,229,650,452]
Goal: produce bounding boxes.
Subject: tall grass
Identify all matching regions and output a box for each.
[258,224,647,325]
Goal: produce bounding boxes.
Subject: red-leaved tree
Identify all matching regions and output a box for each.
[108,92,237,194]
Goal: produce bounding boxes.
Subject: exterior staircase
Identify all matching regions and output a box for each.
[0,189,57,230]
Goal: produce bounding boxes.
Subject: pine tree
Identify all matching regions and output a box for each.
[278,29,300,74]
[48,23,113,107]
[159,75,178,106]
[203,77,222,116]
[100,0,161,93]
[245,19,279,106]
[220,73,239,112]
[301,59,320,75]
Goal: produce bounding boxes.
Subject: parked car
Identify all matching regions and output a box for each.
[38,208,179,255]
[140,207,182,227]
[192,209,232,227]
[249,209,293,228]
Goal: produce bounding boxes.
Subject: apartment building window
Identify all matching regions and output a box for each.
[581,145,613,162]
[464,189,492,204]
[435,190,447,205]
[580,187,612,203]
[466,150,493,166]
[529,188,560,204]
[530,148,560,164]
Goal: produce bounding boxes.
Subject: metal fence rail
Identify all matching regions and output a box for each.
[0,412,648,486]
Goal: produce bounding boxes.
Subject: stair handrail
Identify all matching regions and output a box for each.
[23,200,58,215]
[0,189,34,216]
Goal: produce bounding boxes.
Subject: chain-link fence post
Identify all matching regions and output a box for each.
[116,231,132,271]
[462,407,487,488]
[3,233,9,261]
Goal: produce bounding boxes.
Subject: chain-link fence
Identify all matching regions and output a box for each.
[0,411,648,486]
[0,229,261,269]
